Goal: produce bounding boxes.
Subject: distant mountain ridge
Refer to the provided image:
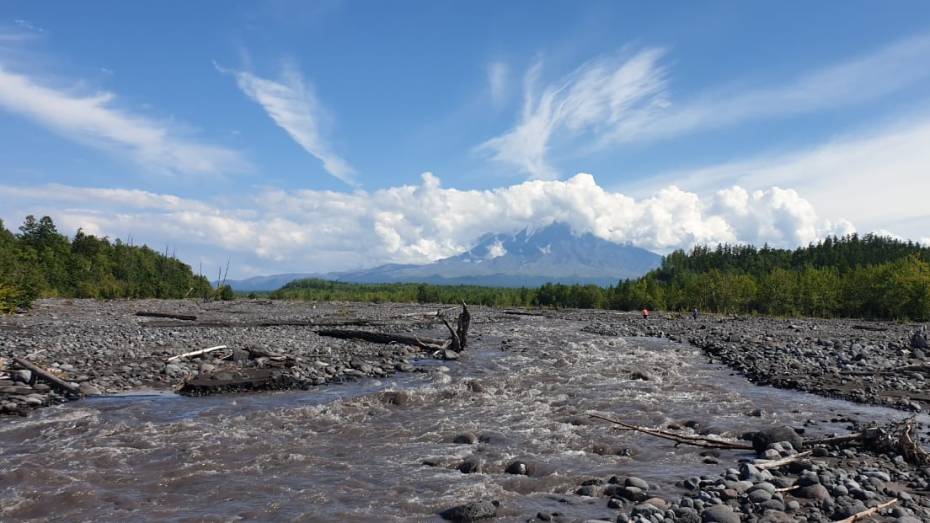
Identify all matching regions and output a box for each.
[228,223,662,290]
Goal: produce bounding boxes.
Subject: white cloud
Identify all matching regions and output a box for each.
[604,34,930,145]
[482,34,930,178]
[486,239,507,259]
[479,49,667,179]
[0,66,247,176]
[487,61,509,106]
[220,63,356,185]
[636,116,930,243]
[0,173,851,276]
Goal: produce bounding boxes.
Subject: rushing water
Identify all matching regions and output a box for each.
[0,315,915,522]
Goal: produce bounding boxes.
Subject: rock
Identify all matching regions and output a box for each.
[616,486,647,502]
[78,383,102,396]
[643,497,667,510]
[505,461,528,475]
[758,509,793,522]
[575,485,596,497]
[748,489,773,503]
[749,425,804,453]
[625,477,649,490]
[452,433,478,445]
[797,483,831,501]
[13,369,32,383]
[439,500,499,522]
[672,507,701,523]
[701,504,740,523]
[457,459,482,474]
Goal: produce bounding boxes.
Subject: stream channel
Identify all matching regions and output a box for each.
[0,314,916,522]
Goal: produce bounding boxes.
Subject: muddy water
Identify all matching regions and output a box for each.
[0,315,914,522]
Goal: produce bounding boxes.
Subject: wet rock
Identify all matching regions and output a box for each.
[457,458,482,474]
[504,461,528,475]
[624,477,649,490]
[574,485,596,497]
[748,425,804,453]
[616,486,647,502]
[452,433,478,445]
[439,500,499,522]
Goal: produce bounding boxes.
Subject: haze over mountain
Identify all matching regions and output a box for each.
[229,223,661,290]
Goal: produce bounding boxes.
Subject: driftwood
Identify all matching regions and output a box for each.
[12,357,81,397]
[754,451,812,470]
[179,368,287,395]
[851,324,889,332]
[807,418,930,466]
[166,345,228,362]
[842,364,930,376]
[317,304,471,353]
[135,311,197,321]
[835,498,897,523]
[589,414,754,450]
[142,318,390,329]
[316,329,447,350]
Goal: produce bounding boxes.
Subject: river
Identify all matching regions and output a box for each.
[0,313,912,522]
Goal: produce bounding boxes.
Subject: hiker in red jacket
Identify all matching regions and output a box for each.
[642,308,649,320]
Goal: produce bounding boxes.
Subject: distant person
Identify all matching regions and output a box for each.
[692,308,699,320]
[642,308,649,320]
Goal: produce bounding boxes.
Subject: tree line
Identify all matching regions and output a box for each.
[277,234,930,320]
[0,215,213,312]
[4,217,927,321]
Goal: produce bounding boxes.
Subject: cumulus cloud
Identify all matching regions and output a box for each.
[479,50,667,179]
[636,116,930,243]
[0,66,247,176]
[219,62,356,185]
[0,174,851,276]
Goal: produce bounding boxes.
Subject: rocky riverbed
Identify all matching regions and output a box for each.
[1,300,929,522]
[581,312,930,412]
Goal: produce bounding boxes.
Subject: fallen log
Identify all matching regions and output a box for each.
[166,345,228,362]
[316,329,447,350]
[590,414,754,450]
[178,368,291,395]
[754,450,812,470]
[317,303,471,353]
[807,433,864,446]
[12,357,81,397]
[835,498,897,523]
[135,311,197,321]
[851,324,889,332]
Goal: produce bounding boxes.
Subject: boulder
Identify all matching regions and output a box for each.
[439,500,499,522]
[748,425,804,453]
[702,504,740,523]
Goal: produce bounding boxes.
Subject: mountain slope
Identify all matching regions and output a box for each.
[334,223,661,287]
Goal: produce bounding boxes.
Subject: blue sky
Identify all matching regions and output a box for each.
[1,1,929,277]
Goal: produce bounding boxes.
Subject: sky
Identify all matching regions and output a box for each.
[1,1,929,278]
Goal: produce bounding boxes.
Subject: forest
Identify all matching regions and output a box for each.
[3,216,928,321]
[0,215,213,312]
[277,234,930,321]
